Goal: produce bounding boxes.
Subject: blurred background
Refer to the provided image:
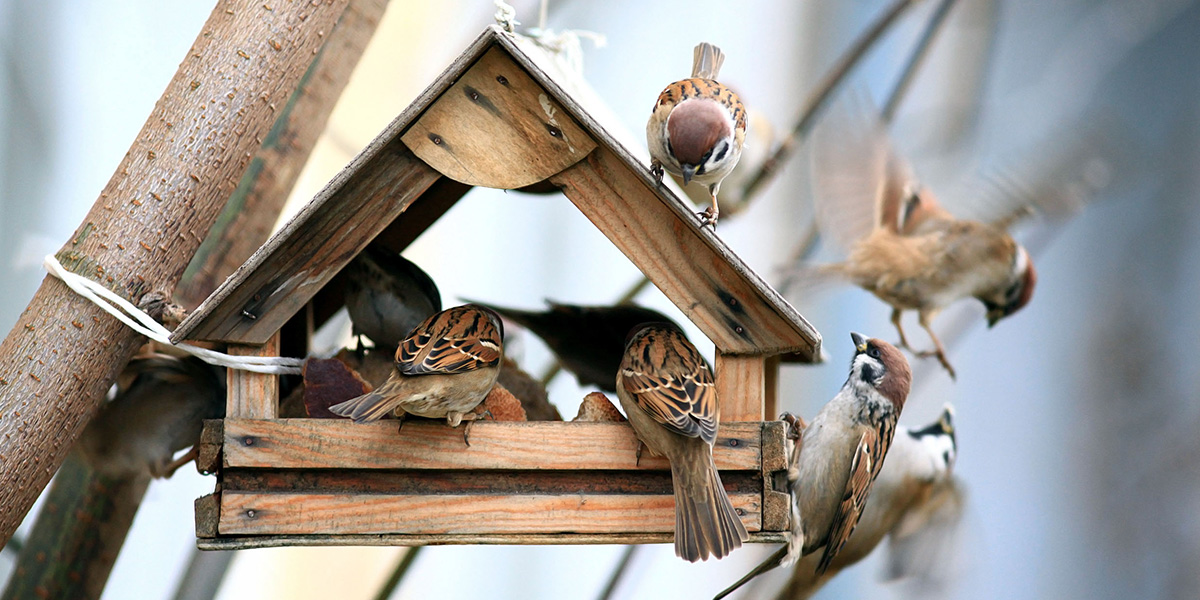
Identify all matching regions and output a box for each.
[2,0,1198,598]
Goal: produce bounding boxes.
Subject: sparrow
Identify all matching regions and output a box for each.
[647,42,747,227]
[77,355,225,479]
[676,104,774,219]
[616,323,749,562]
[469,299,675,392]
[342,243,442,351]
[329,304,503,433]
[774,405,961,599]
[715,332,911,598]
[796,98,1037,379]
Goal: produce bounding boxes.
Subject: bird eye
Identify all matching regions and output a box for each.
[868,346,881,359]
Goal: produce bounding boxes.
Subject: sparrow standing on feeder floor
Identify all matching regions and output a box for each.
[715,332,911,598]
[616,323,749,562]
[330,305,503,440]
[342,243,441,352]
[647,42,746,228]
[793,98,1037,378]
[469,299,677,393]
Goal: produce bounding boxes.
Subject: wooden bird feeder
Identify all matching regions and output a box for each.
[177,26,822,550]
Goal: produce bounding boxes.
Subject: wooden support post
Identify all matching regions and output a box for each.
[714,353,766,422]
[764,355,780,420]
[226,333,280,419]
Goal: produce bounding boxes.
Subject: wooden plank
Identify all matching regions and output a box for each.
[222,419,763,471]
[173,144,441,344]
[218,492,761,536]
[401,46,595,189]
[196,419,224,475]
[714,353,766,422]
[197,531,789,550]
[195,493,220,539]
[550,147,818,359]
[225,334,281,419]
[760,421,791,532]
[171,28,507,344]
[220,468,762,496]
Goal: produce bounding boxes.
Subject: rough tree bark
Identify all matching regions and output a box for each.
[0,2,390,596]
[0,0,352,545]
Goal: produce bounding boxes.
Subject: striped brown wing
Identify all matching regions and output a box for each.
[396,306,502,376]
[620,326,718,444]
[816,416,897,574]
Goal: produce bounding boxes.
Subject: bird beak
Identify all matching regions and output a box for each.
[986,309,1003,328]
[681,165,695,186]
[850,331,868,353]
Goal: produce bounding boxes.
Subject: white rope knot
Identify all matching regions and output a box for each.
[43,254,304,375]
[493,0,519,33]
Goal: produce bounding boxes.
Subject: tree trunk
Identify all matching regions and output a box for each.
[0,0,351,545]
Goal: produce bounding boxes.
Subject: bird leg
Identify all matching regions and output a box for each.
[891,308,918,354]
[451,411,491,447]
[650,159,665,183]
[158,446,200,479]
[394,411,409,435]
[917,311,957,380]
[634,439,647,467]
[697,184,721,229]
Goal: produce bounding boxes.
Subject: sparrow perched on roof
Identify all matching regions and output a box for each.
[616,323,749,562]
[469,299,676,392]
[715,332,910,598]
[647,42,747,228]
[775,405,962,599]
[342,243,441,351]
[329,305,503,431]
[793,99,1037,379]
[77,355,225,479]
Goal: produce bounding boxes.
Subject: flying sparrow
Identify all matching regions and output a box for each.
[774,405,961,599]
[794,98,1037,379]
[469,299,676,392]
[329,305,503,434]
[647,42,747,227]
[715,332,911,597]
[77,355,225,479]
[342,243,441,351]
[616,323,749,562]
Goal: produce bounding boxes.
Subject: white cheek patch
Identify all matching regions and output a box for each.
[1013,246,1029,277]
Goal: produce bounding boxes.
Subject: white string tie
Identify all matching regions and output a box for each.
[43,254,304,375]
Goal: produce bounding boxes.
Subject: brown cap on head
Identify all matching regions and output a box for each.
[667,100,729,167]
[853,333,911,409]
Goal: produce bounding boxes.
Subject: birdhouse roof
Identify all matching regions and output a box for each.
[172,26,821,362]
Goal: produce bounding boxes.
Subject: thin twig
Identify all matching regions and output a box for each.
[881,0,958,122]
[780,0,960,268]
[374,547,424,600]
[737,0,919,201]
[596,545,639,600]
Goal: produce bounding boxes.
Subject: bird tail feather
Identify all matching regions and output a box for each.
[672,448,748,563]
[692,42,725,80]
[328,382,403,423]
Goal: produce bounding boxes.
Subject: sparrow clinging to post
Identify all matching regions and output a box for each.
[617,323,749,562]
[647,42,747,228]
[715,332,911,598]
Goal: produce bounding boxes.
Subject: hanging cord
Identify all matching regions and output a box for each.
[43,254,304,375]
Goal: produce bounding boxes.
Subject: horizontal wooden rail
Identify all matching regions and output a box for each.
[220,419,765,471]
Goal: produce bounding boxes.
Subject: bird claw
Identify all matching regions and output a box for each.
[779,412,806,440]
[650,160,665,183]
[912,349,957,380]
[634,439,646,467]
[696,207,718,229]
